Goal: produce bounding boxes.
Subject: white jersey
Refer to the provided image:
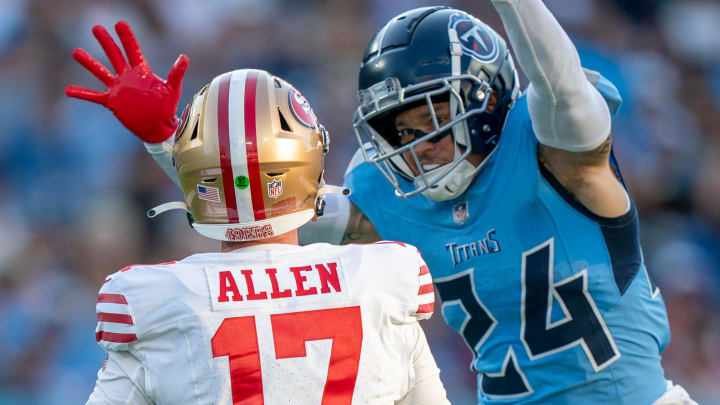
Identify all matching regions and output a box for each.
[86,242,442,405]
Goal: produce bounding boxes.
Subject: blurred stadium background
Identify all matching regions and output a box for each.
[0,0,718,403]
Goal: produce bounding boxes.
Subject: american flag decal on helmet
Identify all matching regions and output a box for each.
[197,185,220,203]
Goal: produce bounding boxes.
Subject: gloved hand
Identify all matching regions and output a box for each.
[66,20,189,143]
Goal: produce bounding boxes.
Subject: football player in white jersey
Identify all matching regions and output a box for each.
[71,25,449,404]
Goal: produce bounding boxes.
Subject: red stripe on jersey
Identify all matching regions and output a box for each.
[419,265,430,276]
[97,293,128,304]
[244,70,266,221]
[217,72,239,223]
[417,303,434,314]
[120,261,176,272]
[97,312,134,325]
[418,283,434,295]
[96,331,137,343]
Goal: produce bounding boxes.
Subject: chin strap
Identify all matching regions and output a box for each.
[147,201,189,218]
[146,185,350,219]
[317,185,351,197]
[315,184,352,217]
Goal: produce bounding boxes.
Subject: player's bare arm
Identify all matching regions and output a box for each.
[340,202,381,244]
[490,0,629,217]
[538,138,629,217]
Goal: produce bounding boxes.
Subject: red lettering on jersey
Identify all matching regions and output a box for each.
[241,269,268,300]
[266,268,292,299]
[315,262,341,294]
[218,271,243,302]
[289,265,317,296]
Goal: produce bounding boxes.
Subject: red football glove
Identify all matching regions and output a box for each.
[66,21,189,144]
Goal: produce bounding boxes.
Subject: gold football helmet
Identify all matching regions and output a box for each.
[148,69,347,241]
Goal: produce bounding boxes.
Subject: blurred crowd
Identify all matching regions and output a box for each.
[0,0,718,404]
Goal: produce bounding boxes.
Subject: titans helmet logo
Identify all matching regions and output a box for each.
[449,14,499,63]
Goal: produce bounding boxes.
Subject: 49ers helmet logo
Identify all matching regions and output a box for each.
[449,14,499,63]
[288,88,318,129]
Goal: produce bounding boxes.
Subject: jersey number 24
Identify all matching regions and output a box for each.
[435,238,620,399]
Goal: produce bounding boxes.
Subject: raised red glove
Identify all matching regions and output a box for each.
[66,21,189,143]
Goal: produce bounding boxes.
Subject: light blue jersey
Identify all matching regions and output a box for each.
[344,95,670,404]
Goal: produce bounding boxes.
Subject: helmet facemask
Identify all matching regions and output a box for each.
[353,75,494,200]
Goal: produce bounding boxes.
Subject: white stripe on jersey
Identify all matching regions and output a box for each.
[96,321,135,335]
[418,293,435,306]
[96,302,132,316]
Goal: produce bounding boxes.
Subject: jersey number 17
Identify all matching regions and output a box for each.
[211,306,363,404]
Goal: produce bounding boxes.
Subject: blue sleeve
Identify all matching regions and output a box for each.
[343,146,381,223]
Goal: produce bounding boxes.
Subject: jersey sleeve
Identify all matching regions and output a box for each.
[373,242,436,322]
[396,323,449,405]
[85,351,151,405]
[413,249,435,321]
[95,274,139,352]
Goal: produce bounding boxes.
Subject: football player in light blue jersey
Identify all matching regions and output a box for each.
[317,3,695,404]
[65,2,695,404]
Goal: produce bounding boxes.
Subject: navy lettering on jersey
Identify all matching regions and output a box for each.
[520,239,620,371]
[435,270,532,398]
[480,348,534,399]
[435,270,496,356]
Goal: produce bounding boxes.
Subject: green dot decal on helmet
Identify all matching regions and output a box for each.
[235,175,250,189]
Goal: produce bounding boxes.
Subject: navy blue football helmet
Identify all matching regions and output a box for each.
[353,7,520,200]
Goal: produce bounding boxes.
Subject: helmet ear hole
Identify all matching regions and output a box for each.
[190,121,199,140]
[278,109,292,132]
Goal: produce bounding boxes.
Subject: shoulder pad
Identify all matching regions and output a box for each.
[95,275,138,351]
[344,143,376,177]
[370,241,435,320]
[95,261,177,351]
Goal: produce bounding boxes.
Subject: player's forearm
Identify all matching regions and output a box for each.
[340,203,381,244]
[490,0,611,152]
[144,139,181,188]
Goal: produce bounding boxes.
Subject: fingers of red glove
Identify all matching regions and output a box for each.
[92,24,128,74]
[71,48,116,87]
[166,54,189,91]
[65,85,109,105]
[114,20,147,69]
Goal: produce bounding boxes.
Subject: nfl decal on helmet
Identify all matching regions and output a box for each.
[147,69,347,241]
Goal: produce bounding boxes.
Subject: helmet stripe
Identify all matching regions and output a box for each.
[226,70,254,224]
[217,72,239,223]
[243,70,266,221]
